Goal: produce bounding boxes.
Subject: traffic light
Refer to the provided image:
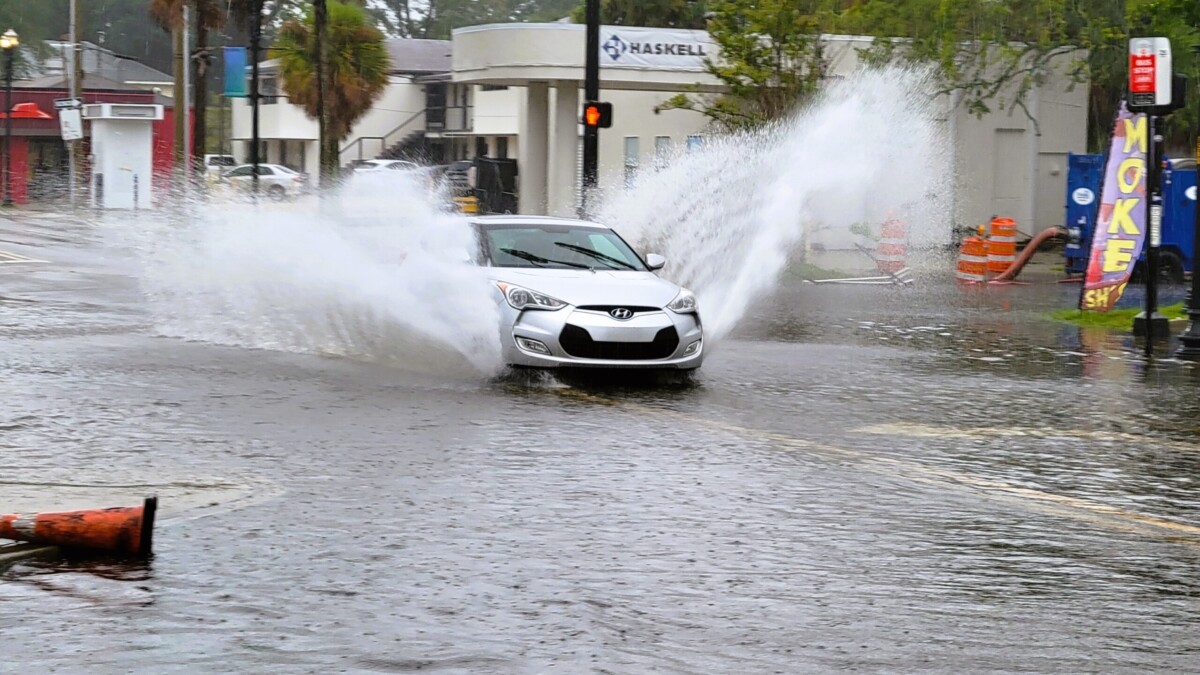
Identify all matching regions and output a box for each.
[582,101,613,128]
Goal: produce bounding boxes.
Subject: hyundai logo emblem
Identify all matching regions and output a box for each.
[609,308,633,320]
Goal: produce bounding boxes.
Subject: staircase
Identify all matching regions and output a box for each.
[340,110,430,172]
[378,131,432,163]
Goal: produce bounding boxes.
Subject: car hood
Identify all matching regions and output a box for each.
[489,268,682,308]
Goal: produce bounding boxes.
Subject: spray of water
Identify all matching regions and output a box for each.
[594,66,953,341]
[117,66,948,374]
[123,172,504,376]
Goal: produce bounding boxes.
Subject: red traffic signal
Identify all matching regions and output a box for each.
[582,101,612,128]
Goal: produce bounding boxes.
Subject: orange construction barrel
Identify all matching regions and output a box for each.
[956,236,988,283]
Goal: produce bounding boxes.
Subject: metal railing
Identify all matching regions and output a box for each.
[339,109,425,163]
[425,105,472,133]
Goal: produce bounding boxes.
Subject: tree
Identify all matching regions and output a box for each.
[274,0,389,184]
[570,0,708,28]
[659,0,826,130]
[827,0,1200,152]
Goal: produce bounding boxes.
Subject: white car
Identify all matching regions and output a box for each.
[353,159,420,173]
[219,163,307,200]
[473,215,703,370]
[203,154,237,176]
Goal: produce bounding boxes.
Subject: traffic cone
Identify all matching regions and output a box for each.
[0,496,157,557]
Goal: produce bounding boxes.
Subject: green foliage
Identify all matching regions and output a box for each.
[660,0,826,130]
[826,0,1200,152]
[570,0,708,29]
[372,0,580,39]
[274,1,389,141]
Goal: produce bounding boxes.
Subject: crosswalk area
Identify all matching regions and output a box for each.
[0,249,48,264]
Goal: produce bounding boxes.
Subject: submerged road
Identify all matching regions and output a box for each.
[1,213,1199,673]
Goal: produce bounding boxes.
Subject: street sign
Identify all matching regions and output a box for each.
[53,98,83,110]
[58,107,84,141]
[1129,37,1172,108]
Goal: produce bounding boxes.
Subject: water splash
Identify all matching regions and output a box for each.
[595,66,953,341]
[121,172,504,376]
[116,66,948,374]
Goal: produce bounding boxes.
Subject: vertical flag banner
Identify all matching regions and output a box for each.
[1080,102,1148,312]
[223,47,248,97]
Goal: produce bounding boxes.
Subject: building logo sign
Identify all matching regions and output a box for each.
[603,35,628,61]
[599,27,713,71]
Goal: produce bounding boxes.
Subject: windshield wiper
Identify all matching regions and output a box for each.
[500,248,591,270]
[553,242,636,270]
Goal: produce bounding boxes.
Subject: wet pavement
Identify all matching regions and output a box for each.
[2,213,1199,673]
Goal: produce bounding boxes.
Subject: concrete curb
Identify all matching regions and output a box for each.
[0,544,60,572]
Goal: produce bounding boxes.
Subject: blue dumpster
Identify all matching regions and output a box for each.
[1064,153,1194,280]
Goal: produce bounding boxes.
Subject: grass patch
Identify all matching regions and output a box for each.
[1050,302,1188,328]
[786,261,851,281]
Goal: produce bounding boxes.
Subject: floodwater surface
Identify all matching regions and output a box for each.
[1,213,1199,674]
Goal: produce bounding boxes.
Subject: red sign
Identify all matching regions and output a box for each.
[1130,53,1156,93]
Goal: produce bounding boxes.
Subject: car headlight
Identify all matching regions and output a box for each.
[666,288,698,313]
[496,282,567,311]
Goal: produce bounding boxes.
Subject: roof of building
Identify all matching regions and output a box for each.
[384,39,452,74]
[40,41,174,85]
[17,73,175,106]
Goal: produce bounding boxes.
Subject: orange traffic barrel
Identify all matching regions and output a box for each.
[986,217,1018,275]
[0,496,157,557]
[875,217,908,273]
[956,236,988,283]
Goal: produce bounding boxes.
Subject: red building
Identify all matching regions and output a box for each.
[3,74,191,205]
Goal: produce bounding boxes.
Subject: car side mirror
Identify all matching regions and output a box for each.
[645,254,666,271]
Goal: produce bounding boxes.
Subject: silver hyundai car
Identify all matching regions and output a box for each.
[472,215,703,370]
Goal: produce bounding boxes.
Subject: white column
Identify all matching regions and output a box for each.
[548,81,580,217]
[519,82,550,215]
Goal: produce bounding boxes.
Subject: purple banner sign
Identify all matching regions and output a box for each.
[1081,102,1148,312]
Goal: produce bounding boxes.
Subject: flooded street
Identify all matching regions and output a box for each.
[2,212,1200,674]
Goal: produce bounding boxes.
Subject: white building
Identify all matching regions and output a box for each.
[231,23,1088,238]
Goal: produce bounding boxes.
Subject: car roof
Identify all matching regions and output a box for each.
[468,215,610,230]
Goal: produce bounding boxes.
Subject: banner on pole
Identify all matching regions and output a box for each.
[1080,101,1149,312]
[223,47,248,97]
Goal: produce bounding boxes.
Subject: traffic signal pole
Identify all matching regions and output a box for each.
[580,0,600,217]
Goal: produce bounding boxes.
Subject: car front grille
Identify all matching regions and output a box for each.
[575,305,660,314]
[559,324,680,360]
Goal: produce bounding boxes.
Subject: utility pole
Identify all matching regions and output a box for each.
[580,0,600,216]
[249,0,262,200]
[173,10,185,192]
[314,0,331,190]
[72,0,83,208]
[66,0,78,211]
[182,4,192,198]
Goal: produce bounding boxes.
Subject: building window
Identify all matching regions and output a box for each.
[476,136,488,158]
[260,77,279,105]
[624,136,640,188]
[686,135,704,153]
[496,137,509,159]
[654,136,672,169]
[481,84,508,92]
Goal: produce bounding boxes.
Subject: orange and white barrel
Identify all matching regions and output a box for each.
[956,236,988,283]
[986,217,1018,276]
[875,218,908,273]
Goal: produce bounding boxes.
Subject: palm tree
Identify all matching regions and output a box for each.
[275,0,389,187]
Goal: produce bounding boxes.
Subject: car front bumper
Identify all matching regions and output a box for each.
[501,305,704,370]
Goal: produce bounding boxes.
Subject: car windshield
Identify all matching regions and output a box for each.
[480,224,647,271]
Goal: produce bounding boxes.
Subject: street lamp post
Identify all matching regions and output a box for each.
[1,28,19,208]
